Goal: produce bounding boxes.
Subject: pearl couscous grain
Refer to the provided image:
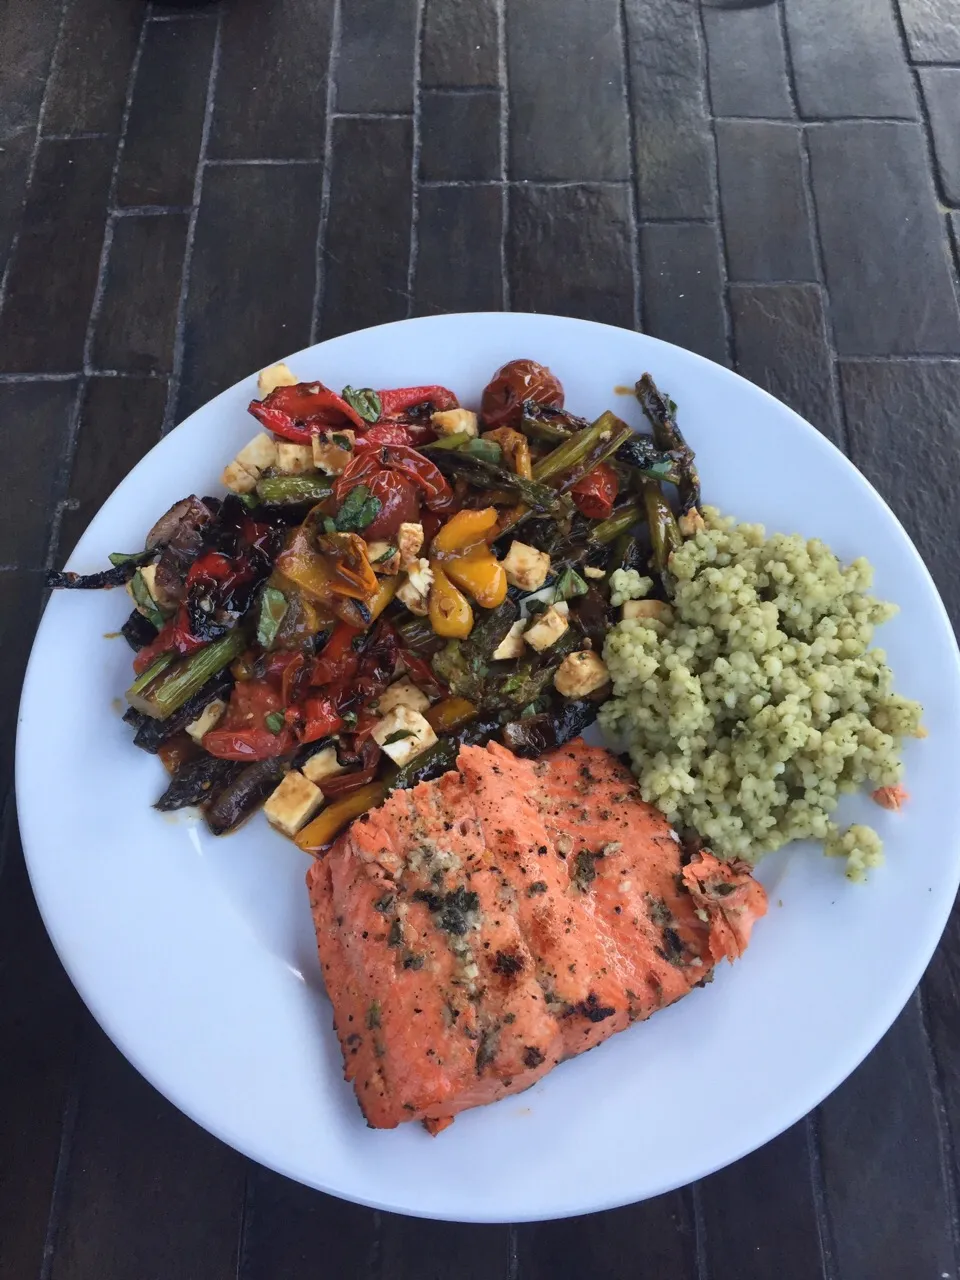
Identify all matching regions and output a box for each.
[599,508,924,881]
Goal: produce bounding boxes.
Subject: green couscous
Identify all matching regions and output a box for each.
[599,508,925,881]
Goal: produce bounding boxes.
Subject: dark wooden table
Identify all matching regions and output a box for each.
[2,0,960,1275]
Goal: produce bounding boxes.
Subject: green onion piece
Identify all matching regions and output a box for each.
[127,630,247,719]
[126,651,176,699]
[130,569,165,629]
[265,711,286,734]
[238,492,260,511]
[554,566,589,602]
[342,386,382,422]
[532,411,626,485]
[463,437,502,466]
[256,586,288,650]
[256,473,334,506]
[587,502,643,546]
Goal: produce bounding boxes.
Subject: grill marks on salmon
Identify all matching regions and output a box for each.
[306,739,767,1132]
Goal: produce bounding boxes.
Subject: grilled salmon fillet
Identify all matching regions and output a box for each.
[306,739,766,1132]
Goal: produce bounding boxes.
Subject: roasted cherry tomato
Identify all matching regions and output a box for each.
[301,694,344,743]
[480,359,564,429]
[360,470,421,540]
[202,679,293,759]
[571,462,619,520]
[310,622,363,687]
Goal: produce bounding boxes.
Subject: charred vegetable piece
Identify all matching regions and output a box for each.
[607,532,646,578]
[570,585,611,651]
[636,373,700,513]
[464,596,520,660]
[394,613,445,657]
[132,670,234,754]
[47,563,139,590]
[295,781,388,852]
[642,479,682,577]
[431,639,488,702]
[501,699,598,757]
[154,755,243,811]
[420,445,566,515]
[127,630,247,719]
[384,717,502,791]
[206,755,290,835]
[121,608,159,652]
[481,624,583,714]
[255,474,334,506]
[425,696,478,735]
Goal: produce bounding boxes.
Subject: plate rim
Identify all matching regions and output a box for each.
[16,311,960,1222]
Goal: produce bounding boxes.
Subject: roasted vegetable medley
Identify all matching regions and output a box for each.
[49,359,699,851]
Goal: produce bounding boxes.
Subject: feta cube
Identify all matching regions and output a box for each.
[222,459,257,494]
[502,541,551,592]
[275,442,314,475]
[396,558,433,616]
[257,362,298,397]
[312,429,355,474]
[263,771,324,837]
[301,746,344,786]
[523,603,569,652]
[372,706,438,766]
[366,540,401,575]
[554,651,610,699]
[492,619,526,660]
[185,698,227,744]
[397,521,424,567]
[236,432,279,476]
[378,676,431,717]
[431,408,479,438]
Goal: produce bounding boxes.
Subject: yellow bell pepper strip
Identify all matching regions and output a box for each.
[481,427,533,479]
[425,696,478,735]
[367,574,399,622]
[295,781,387,853]
[431,506,498,556]
[428,563,474,638]
[444,549,507,608]
[276,519,379,628]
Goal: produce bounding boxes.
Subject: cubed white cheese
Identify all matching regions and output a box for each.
[263,771,324,837]
[222,459,257,494]
[396,558,433,616]
[431,408,479,438]
[622,599,674,627]
[502,541,551,592]
[312,429,355,474]
[372,706,438,766]
[378,676,431,717]
[257,362,298,396]
[185,698,227,744]
[554,650,610,699]
[523,603,569,652]
[397,521,424,566]
[366,540,401,575]
[236,432,279,476]
[583,565,606,579]
[275,442,314,475]
[678,508,706,538]
[301,746,344,786]
[491,619,526,660]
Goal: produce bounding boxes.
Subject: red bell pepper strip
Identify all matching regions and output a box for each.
[319,738,382,798]
[301,694,345,743]
[202,679,294,759]
[356,422,415,448]
[310,622,362,687]
[377,385,458,417]
[248,381,366,442]
[398,650,447,701]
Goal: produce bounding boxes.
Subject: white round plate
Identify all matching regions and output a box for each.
[17,314,960,1222]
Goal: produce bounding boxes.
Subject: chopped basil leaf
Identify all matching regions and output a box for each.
[256,585,288,650]
[333,483,382,532]
[323,517,338,535]
[463,437,502,466]
[238,492,260,510]
[129,569,164,629]
[554,566,589,602]
[341,709,358,728]
[383,729,415,745]
[265,711,286,734]
[108,549,154,568]
[372,544,398,564]
[342,386,382,423]
[331,432,352,451]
